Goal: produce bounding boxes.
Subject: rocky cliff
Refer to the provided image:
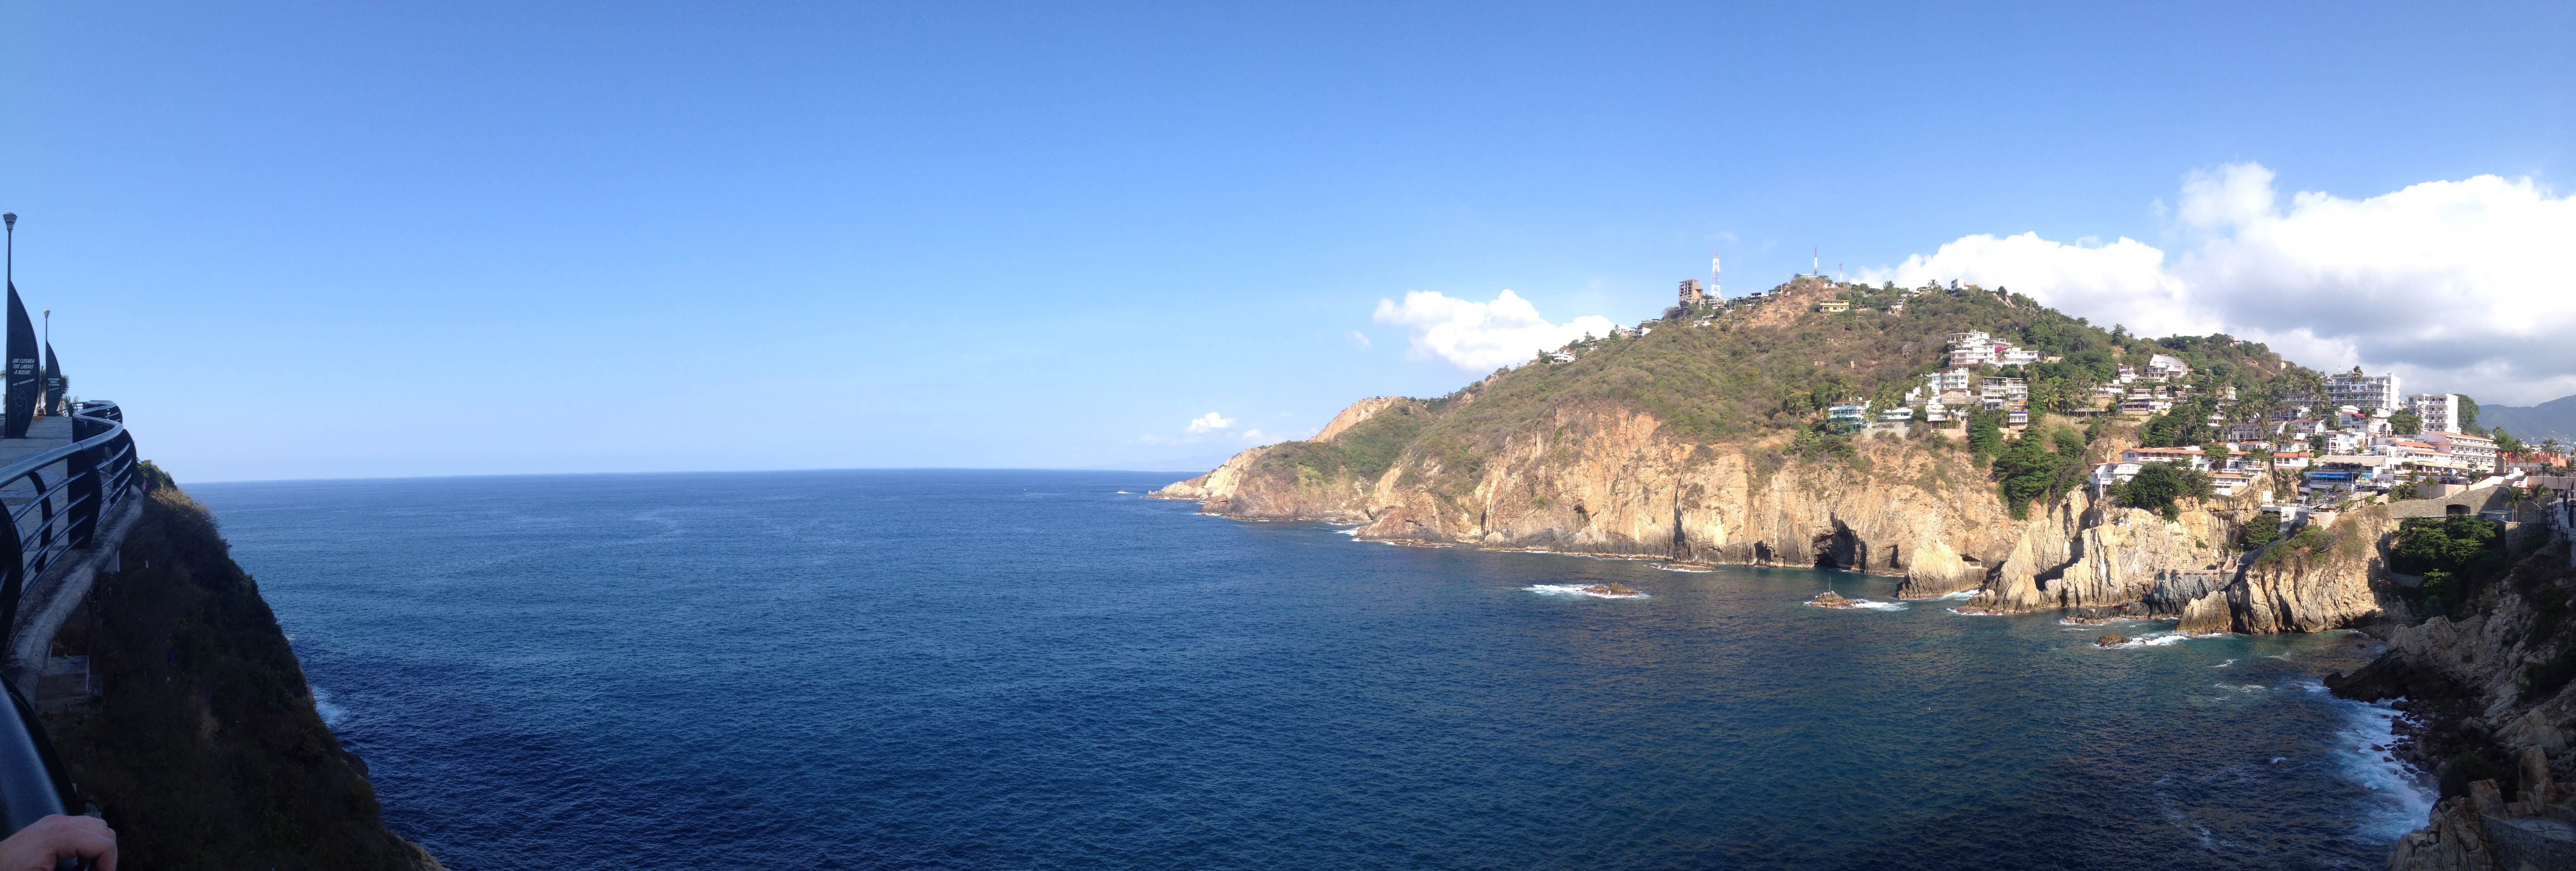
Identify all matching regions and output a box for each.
[1156,276,2391,635]
[43,467,444,870]
[2329,536,2576,870]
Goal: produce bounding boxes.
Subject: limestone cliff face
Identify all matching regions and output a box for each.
[2229,506,2399,634]
[1147,446,1378,521]
[1160,395,2400,638]
[2331,537,2576,871]
[1313,396,1406,442]
[1147,398,1427,522]
[1346,403,2030,584]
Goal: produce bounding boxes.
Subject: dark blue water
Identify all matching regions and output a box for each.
[193,470,2430,870]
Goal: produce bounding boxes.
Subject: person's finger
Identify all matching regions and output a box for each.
[42,817,114,871]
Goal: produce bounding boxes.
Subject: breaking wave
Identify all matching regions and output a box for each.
[2304,681,2435,838]
[2103,632,2193,648]
[1834,598,1908,611]
[1651,563,1711,573]
[1525,584,1650,600]
[312,685,351,730]
[1926,590,1977,601]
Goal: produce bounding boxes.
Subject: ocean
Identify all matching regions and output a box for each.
[194,469,2432,870]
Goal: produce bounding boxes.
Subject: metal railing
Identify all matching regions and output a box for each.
[0,402,137,638]
[0,400,139,854]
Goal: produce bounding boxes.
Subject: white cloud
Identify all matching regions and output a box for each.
[1861,163,2576,404]
[1372,289,1619,371]
[1185,411,1234,433]
[1347,330,1372,349]
[1240,428,1269,442]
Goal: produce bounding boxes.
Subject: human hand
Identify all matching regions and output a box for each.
[0,815,115,871]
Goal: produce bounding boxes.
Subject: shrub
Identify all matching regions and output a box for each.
[2117,463,2214,521]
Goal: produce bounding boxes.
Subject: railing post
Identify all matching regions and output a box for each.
[63,413,99,550]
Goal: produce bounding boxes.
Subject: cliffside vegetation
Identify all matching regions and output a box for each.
[44,464,436,870]
[1329,277,2306,514]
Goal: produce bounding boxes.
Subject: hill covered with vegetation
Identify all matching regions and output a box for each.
[1247,275,2314,515]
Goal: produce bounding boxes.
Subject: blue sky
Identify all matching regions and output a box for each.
[4,2,2569,481]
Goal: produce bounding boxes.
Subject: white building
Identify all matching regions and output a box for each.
[2326,371,2402,411]
[2122,446,2210,472]
[2408,393,2460,435]
[2090,461,2143,490]
[2420,430,2497,472]
[2145,354,2191,380]
[1980,377,2028,403]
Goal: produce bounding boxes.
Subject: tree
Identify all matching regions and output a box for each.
[1993,427,2088,519]
[2236,515,2283,550]
[2118,462,2215,521]
[2389,409,2422,435]
[2392,515,2499,574]
[2457,395,2483,435]
[1966,409,2005,466]
[2139,398,2217,447]
[2495,428,2525,460]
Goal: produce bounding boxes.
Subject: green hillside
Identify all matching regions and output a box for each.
[1269,276,2316,507]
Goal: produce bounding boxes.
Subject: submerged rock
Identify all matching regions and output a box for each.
[1808,590,1855,609]
[1580,583,1640,597]
[2096,634,2129,647]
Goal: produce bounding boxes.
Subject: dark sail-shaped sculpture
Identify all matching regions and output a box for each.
[2,283,34,438]
[42,342,61,417]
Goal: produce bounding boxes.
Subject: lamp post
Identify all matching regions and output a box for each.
[4,213,13,287]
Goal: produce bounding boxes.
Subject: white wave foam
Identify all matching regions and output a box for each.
[312,685,351,730]
[1652,563,1712,573]
[1336,529,1360,537]
[1926,590,1977,601]
[2306,681,2435,838]
[1836,598,1908,611]
[2210,658,2238,668]
[1526,584,1649,600]
[2104,632,2193,648]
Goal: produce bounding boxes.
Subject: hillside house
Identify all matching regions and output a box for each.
[2090,461,2143,491]
[2408,394,2461,435]
[2122,446,2210,472]
[1828,399,1872,428]
[1818,299,1850,313]
[2419,431,2496,472]
[2145,354,2191,380]
[2209,471,2254,497]
[2325,371,2403,410]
